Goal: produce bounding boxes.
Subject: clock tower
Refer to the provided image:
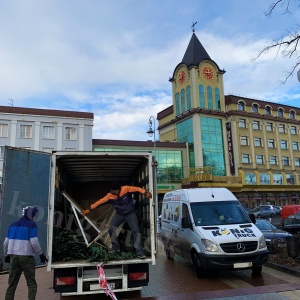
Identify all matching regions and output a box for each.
[161,32,229,177]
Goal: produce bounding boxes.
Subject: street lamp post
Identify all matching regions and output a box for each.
[146,116,160,236]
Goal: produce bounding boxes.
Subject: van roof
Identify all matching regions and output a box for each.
[164,188,237,203]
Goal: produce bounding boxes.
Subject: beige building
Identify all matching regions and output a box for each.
[157,32,300,209]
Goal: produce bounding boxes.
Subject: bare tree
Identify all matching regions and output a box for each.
[252,0,300,83]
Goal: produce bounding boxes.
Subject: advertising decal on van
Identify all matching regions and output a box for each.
[210,227,257,239]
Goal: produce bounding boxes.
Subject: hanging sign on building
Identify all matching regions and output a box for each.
[226,122,235,175]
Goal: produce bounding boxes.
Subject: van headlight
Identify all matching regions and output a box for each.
[259,235,267,249]
[201,239,221,252]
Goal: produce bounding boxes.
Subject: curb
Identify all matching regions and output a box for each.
[266,262,300,277]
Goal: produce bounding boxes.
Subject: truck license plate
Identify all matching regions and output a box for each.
[234,262,252,268]
[90,282,115,291]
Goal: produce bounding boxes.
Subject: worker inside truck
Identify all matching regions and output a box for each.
[82,182,152,259]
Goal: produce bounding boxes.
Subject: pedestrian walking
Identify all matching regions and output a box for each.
[3,206,48,300]
[82,182,152,258]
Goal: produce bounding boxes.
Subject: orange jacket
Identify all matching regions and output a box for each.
[90,185,147,215]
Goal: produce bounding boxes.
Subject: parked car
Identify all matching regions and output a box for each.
[255,219,292,253]
[259,205,277,214]
[278,213,300,234]
[250,207,276,218]
[274,206,282,215]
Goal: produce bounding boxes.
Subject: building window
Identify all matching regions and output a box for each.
[207,86,213,109]
[295,158,300,166]
[252,104,259,113]
[253,120,260,130]
[290,110,296,119]
[266,122,273,132]
[186,86,191,110]
[270,155,277,165]
[238,101,245,111]
[242,153,250,163]
[20,125,32,138]
[239,119,246,128]
[181,89,185,113]
[65,127,77,140]
[254,137,262,147]
[283,156,289,166]
[278,108,284,117]
[215,88,220,111]
[42,126,55,139]
[199,84,205,108]
[240,136,248,146]
[268,139,275,148]
[291,126,297,135]
[175,93,180,116]
[0,124,8,137]
[281,140,288,150]
[293,141,299,150]
[256,154,264,164]
[265,106,271,115]
[278,124,285,133]
[0,146,4,159]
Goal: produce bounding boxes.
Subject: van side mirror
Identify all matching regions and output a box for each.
[249,213,256,224]
[181,217,192,229]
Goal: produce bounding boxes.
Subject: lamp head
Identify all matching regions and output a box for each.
[147,128,154,137]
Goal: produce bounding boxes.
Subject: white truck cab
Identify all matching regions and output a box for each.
[161,188,268,277]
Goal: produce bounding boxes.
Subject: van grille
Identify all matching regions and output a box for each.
[220,241,258,253]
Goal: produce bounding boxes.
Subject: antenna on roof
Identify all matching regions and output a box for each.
[191,22,197,33]
[9,99,13,106]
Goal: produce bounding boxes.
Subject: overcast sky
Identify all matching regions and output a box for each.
[0,0,299,141]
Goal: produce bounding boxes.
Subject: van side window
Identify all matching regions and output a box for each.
[182,203,189,219]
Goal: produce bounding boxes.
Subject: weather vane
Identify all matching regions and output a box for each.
[191,21,197,32]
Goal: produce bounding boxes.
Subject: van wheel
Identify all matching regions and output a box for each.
[270,213,275,218]
[257,214,261,218]
[252,266,262,276]
[192,252,205,278]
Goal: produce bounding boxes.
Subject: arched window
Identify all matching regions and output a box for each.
[199,84,205,108]
[215,88,220,111]
[252,104,259,113]
[265,106,271,115]
[207,86,213,109]
[290,110,296,119]
[175,93,180,116]
[186,86,191,110]
[181,89,185,113]
[238,101,245,111]
[278,108,284,117]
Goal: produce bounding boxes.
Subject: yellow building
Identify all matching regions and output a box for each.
[158,32,300,209]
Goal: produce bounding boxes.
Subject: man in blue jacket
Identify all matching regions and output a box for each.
[3,206,48,300]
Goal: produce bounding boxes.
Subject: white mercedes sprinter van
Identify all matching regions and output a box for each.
[161,188,268,277]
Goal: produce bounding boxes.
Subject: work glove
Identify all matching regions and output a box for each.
[144,192,152,198]
[81,209,90,216]
[40,254,48,264]
[4,255,10,263]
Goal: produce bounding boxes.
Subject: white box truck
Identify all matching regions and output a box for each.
[0,147,157,296]
[161,188,268,277]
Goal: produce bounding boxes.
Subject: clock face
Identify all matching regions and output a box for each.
[203,67,213,80]
[178,70,186,84]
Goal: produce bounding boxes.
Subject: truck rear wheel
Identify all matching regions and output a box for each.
[192,252,205,278]
[252,266,262,276]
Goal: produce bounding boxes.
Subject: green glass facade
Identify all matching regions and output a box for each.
[176,118,195,168]
[200,117,226,175]
[93,147,183,184]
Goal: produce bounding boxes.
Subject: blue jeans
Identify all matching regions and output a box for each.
[5,255,37,300]
[109,211,144,255]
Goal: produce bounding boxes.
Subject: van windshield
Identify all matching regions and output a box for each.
[190,200,251,226]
